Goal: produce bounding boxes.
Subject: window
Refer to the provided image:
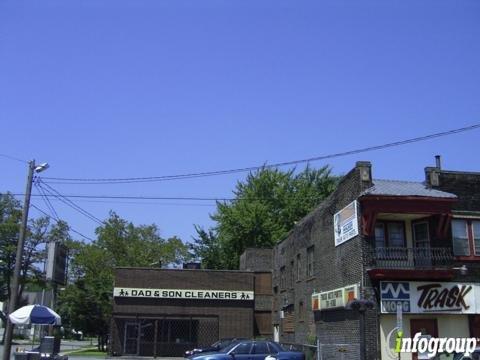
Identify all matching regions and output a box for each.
[298,300,305,321]
[473,221,480,255]
[413,221,430,248]
[290,260,294,288]
[280,266,286,290]
[296,254,301,281]
[252,342,269,355]
[307,246,314,278]
[374,221,406,247]
[388,222,406,247]
[375,223,386,247]
[232,343,252,355]
[452,220,469,256]
[452,219,480,257]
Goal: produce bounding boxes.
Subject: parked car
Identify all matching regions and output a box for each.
[188,340,305,360]
[185,338,247,357]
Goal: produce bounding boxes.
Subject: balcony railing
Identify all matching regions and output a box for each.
[368,247,454,269]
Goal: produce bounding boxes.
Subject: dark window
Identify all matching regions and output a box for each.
[307,246,314,278]
[388,222,405,247]
[252,342,269,354]
[452,219,480,258]
[473,220,480,255]
[296,254,301,281]
[375,223,386,247]
[280,266,286,290]
[290,260,294,288]
[375,221,405,247]
[233,343,252,355]
[452,219,469,256]
[298,300,305,321]
[413,221,430,248]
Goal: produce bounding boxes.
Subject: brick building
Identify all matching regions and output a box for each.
[110,249,273,357]
[110,159,480,360]
[271,159,480,360]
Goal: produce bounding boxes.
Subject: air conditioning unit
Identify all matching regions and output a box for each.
[280,311,285,319]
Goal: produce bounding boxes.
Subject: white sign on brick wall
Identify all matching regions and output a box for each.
[334,200,359,246]
[113,287,254,301]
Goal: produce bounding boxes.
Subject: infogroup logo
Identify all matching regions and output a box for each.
[386,328,478,359]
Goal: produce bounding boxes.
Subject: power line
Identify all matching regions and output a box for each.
[38,181,105,225]
[40,123,480,184]
[41,198,217,207]
[0,153,28,164]
[30,203,95,242]
[34,180,60,220]
[36,180,105,226]
[10,193,219,206]
[15,193,276,201]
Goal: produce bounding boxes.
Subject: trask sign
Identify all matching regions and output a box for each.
[380,282,480,314]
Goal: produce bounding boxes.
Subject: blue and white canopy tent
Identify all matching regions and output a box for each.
[9,304,61,326]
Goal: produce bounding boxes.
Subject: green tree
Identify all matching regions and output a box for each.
[192,166,338,269]
[1,193,70,343]
[0,193,53,304]
[190,225,224,270]
[57,212,191,350]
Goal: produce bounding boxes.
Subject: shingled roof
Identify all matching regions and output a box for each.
[361,179,457,198]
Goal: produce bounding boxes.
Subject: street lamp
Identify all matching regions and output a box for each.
[2,160,49,360]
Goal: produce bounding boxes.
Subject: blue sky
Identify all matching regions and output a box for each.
[1,0,479,243]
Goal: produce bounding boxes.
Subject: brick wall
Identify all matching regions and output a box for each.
[240,248,273,272]
[239,248,274,336]
[271,162,376,357]
[430,169,480,280]
[430,169,480,211]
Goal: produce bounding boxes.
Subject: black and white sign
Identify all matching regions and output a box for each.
[334,201,359,246]
[113,287,254,301]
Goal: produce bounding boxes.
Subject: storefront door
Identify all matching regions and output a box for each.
[123,322,140,355]
[410,319,438,360]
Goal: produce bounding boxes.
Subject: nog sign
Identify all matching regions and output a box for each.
[380,281,480,314]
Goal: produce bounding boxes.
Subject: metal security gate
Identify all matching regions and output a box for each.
[120,317,219,357]
[123,322,139,355]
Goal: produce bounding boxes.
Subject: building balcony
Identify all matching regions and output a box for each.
[367,247,454,269]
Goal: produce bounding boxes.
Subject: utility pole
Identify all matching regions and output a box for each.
[2,160,48,360]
